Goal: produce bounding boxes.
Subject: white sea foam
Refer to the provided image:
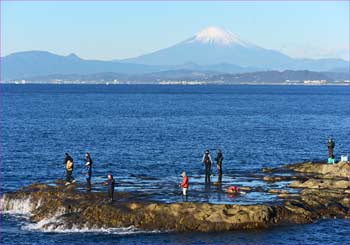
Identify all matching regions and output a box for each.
[23,215,161,234]
[0,195,38,215]
[0,195,4,211]
[27,224,159,234]
[1,195,161,235]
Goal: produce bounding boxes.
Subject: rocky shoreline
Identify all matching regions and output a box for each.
[1,161,350,232]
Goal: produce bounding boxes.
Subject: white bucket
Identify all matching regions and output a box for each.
[341,155,348,162]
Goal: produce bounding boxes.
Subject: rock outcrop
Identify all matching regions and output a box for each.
[1,161,349,232]
[287,161,350,178]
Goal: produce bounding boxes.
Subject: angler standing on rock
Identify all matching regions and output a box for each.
[64,153,75,185]
[215,149,224,183]
[179,171,189,202]
[202,150,212,183]
[327,136,335,158]
[105,174,115,203]
[85,152,93,191]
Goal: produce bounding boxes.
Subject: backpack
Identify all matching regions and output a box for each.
[66,160,74,171]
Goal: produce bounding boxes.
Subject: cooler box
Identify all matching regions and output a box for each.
[341,155,348,162]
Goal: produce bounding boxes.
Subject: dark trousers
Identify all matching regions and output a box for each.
[108,189,114,202]
[217,163,223,182]
[218,173,222,183]
[86,177,91,190]
[66,170,74,182]
[328,147,334,157]
[205,163,211,182]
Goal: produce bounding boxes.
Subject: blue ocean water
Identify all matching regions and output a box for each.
[1,84,350,244]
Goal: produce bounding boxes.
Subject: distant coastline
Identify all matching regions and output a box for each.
[2,81,350,86]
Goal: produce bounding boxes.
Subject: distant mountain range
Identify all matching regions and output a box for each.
[1,26,349,81]
[1,51,161,80]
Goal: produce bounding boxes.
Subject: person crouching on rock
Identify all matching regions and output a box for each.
[65,153,75,185]
[179,171,189,202]
[105,174,115,203]
[85,152,93,191]
[227,186,239,194]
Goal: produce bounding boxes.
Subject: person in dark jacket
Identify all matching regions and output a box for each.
[85,152,93,191]
[202,150,212,183]
[215,149,224,183]
[64,153,75,185]
[105,174,115,203]
[64,153,73,165]
[327,137,335,158]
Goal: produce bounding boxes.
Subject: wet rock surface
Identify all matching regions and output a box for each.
[1,162,350,232]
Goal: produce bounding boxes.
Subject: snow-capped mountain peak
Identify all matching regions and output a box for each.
[187,26,251,47]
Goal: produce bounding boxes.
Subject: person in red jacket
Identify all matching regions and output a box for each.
[179,171,189,201]
[227,186,239,194]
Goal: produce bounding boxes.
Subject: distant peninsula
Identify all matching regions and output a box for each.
[4,69,349,85]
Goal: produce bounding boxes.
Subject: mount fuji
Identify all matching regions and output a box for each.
[123,26,348,71]
[2,26,349,80]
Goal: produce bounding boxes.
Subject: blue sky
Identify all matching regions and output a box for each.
[1,1,349,60]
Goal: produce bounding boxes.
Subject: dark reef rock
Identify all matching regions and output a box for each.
[1,161,350,232]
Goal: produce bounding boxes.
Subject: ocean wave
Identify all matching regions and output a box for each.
[23,215,161,234]
[0,195,40,215]
[0,196,161,235]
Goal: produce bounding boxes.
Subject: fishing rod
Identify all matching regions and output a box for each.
[174,168,181,188]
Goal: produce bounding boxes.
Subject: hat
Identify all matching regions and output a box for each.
[205,150,209,154]
[181,171,186,177]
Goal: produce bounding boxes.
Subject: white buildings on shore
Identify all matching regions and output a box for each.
[303,80,327,84]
